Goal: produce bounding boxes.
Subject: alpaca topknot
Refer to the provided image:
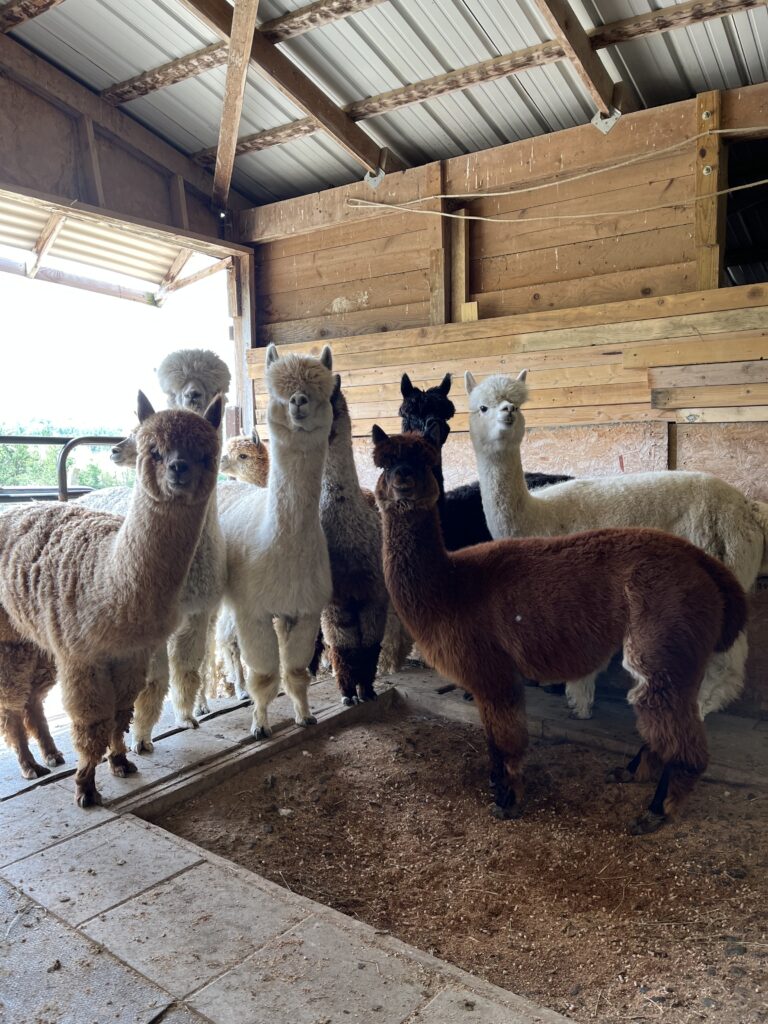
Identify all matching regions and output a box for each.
[468,373,529,412]
[267,352,335,401]
[156,349,231,406]
[372,430,440,470]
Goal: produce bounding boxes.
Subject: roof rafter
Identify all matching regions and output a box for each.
[212,0,261,209]
[261,0,386,42]
[178,0,390,173]
[101,43,229,106]
[27,211,65,278]
[589,0,765,47]
[533,0,617,115]
[0,0,64,33]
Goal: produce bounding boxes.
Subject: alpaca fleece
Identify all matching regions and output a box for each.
[372,429,747,834]
[467,371,768,719]
[157,348,230,411]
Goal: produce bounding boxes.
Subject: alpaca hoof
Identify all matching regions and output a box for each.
[20,760,50,780]
[109,754,139,778]
[296,715,317,728]
[76,787,103,808]
[462,691,474,702]
[568,708,593,720]
[194,701,211,716]
[357,688,377,703]
[176,715,200,730]
[252,724,272,740]
[629,811,667,835]
[45,750,65,768]
[237,690,251,703]
[490,801,523,821]
[341,696,358,707]
[606,767,634,784]
[131,737,154,755]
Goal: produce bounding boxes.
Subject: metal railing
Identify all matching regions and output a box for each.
[0,434,126,502]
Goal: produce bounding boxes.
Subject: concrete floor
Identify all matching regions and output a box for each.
[1,668,766,1024]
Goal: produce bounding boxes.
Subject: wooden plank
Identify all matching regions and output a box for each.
[261,0,386,41]
[155,248,194,304]
[0,253,157,303]
[721,81,768,138]
[255,211,432,262]
[676,405,768,423]
[27,211,65,279]
[450,207,469,322]
[460,301,479,322]
[649,359,768,390]
[589,0,766,48]
[533,0,616,114]
[474,263,695,320]
[260,301,432,345]
[652,383,768,409]
[100,44,229,105]
[197,117,317,166]
[163,255,233,295]
[76,115,106,207]
[694,90,726,290]
[0,0,63,32]
[169,174,190,231]
[473,224,694,293]
[261,268,430,323]
[178,0,386,174]
[624,330,768,369]
[212,0,261,209]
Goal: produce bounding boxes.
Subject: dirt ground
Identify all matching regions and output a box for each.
[157,705,768,1024]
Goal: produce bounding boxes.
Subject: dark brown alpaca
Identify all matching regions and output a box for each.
[372,428,747,834]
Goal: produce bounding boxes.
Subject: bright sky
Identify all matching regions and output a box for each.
[0,258,235,434]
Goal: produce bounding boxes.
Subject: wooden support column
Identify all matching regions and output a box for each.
[427,164,450,326]
[169,174,190,231]
[695,90,727,291]
[229,251,256,431]
[449,207,478,322]
[76,115,106,207]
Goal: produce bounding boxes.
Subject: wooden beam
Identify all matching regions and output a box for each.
[261,0,385,41]
[162,255,233,296]
[76,115,106,207]
[534,0,615,115]
[0,0,64,32]
[694,90,727,290]
[0,254,157,304]
[212,0,261,209]
[590,0,766,47]
[155,248,194,304]
[169,174,190,231]
[27,211,65,279]
[100,43,229,105]
[197,117,317,166]
[653,383,768,408]
[178,0,386,174]
[450,207,470,323]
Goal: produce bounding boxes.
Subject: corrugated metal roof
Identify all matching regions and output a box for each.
[7,0,768,205]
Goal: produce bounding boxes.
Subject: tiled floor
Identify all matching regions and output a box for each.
[2,668,766,1024]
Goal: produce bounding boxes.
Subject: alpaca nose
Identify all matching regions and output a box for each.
[183,388,203,409]
[168,458,190,483]
[290,392,309,418]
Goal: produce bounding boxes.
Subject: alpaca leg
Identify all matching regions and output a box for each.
[168,612,209,729]
[377,604,412,676]
[475,686,529,820]
[697,630,748,718]
[202,613,219,702]
[23,684,64,770]
[108,655,146,777]
[0,641,50,779]
[308,629,325,678]
[331,645,382,705]
[564,659,609,720]
[1,705,49,780]
[60,663,114,808]
[276,614,320,727]
[606,744,663,784]
[239,618,281,739]
[130,646,169,754]
[218,609,247,700]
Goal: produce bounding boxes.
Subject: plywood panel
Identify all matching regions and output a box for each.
[0,76,78,197]
[98,136,172,225]
[675,422,768,502]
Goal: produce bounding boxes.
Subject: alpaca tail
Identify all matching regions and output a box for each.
[752,500,768,576]
[700,553,748,652]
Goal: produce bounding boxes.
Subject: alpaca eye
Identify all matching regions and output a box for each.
[479,405,488,413]
[239,453,247,460]
[510,406,517,413]
[150,448,161,462]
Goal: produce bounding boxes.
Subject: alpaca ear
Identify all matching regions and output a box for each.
[137,390,155,422]
[203,394,224,431]
[371,424,388,447]
[400,373,414,398]
[251,427,262,447]
[319,345,333,370]
[439,373,452,396]
[516,368,528,382]
[265,344,279,369]
[425,420,443,447]
[464,371,477,395]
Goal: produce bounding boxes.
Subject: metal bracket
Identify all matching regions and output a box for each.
[364,165,386,190]
[591,106,622,135]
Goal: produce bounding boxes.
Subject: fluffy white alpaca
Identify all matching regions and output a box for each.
[220,344,334,738]
[466,370,768,719]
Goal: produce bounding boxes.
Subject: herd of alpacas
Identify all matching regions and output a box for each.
[1,344,766,834]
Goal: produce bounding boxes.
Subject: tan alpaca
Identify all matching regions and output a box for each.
[0,393,222,806]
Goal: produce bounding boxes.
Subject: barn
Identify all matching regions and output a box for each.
[0,2,766,1022]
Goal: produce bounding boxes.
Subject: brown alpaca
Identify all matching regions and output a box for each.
[372,428,747,834]
[219,428,270,487]
[0,393,222,806]
[0,634,60,779]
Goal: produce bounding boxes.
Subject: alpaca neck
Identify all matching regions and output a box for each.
[475,437,533,538]
[266,430,326,538]
[320,426,365,516]
[381,504,454,633]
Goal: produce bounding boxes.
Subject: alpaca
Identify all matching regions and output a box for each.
[316,375,389,703]
[0,636,61,779]
[219,427,270,487]
[220,344,333,738]
[157,348,231,413]
[372,428,747,834]
[0,394,222,805]
[399,373,571,550]
[466,370,768,720]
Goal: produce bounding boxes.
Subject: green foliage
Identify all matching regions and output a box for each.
[0,421,128,490]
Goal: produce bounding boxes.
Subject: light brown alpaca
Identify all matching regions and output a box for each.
[0,393,222,806]
[372,428,747,835]
[0,637,60,779]
[219,428,270,487]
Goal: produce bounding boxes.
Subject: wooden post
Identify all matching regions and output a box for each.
[427,162,450,326]
[449,206,479,323]
[694,90,727,291]
[76,115,106,207]
[230,251,256,430]
[169,174,190,231]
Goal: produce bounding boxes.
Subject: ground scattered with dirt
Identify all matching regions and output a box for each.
[157,706,768,1024]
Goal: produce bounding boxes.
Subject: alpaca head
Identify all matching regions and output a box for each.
[399,372,454,446]
[156,348,231,413]
[371,426,442,512]
[110,432,138,467]
[134,391,222,505]
[465,370,528,453]
[265,344,334,443]
[220,428,270,486]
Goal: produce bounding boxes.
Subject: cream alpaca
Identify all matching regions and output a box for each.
[220,344,333,737]
[466,370,768,719]
[0,394,222,805]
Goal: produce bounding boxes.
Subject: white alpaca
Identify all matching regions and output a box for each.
[465,370,768,719]
[220,344,334,738]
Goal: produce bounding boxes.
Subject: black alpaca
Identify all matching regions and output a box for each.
[399,373,571,551]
